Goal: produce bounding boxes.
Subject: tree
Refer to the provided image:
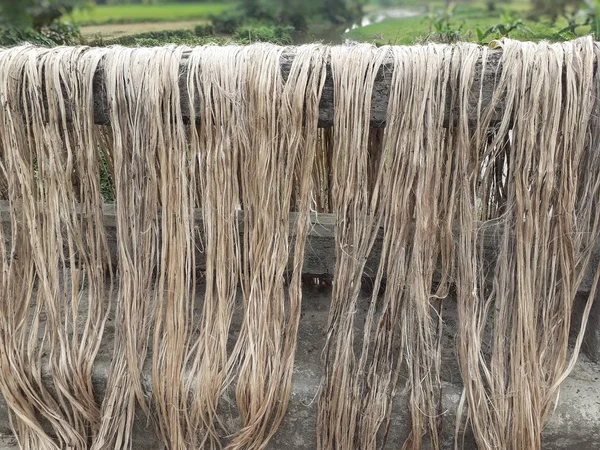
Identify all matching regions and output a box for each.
[0,0,85,29]
[0,0,84,46]
[237,0,361,27]
[321,0,359,24]
[530,0,582,22]
[239,0,271,20]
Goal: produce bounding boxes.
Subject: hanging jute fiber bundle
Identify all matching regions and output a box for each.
[0,38,598,450]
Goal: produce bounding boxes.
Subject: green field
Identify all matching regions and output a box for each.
[347,1,591,45]
[69,0,594,46]
[70,2,233,25]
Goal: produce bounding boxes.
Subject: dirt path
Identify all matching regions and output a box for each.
[80,20,206,40]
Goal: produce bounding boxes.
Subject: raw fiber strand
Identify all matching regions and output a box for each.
[91,46,189,450]
[358,44,483,450]
[454,37,600,450]
[0,45,112,449]
[0,39,598,450]
[224,43,327,450]
[184,45,247,450]
[149,44,195,450]
[316,43,390,450]
[315,43,484,450]
[183,43,326,449]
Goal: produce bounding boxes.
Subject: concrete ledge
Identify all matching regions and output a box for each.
[3,200,599,360]
[0,284,598,449]
[91,49,504,128]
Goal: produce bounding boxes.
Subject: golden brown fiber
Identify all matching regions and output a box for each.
[0,40,598,450]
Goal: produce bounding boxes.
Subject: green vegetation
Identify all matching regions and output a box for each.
[210,10,245,34]
[92,28,215,45]
[530,0,581,21]
[2,0,600,48]
[0,22,81,46]
[236,0,364,28]
[0,0,85,46]
[70,0,354,44]
[0,0,84,28]
[347,1,595,45]
[70,2,232,25]
[69,0,363,30]
[86,21,293,46]
[234,24,294,44]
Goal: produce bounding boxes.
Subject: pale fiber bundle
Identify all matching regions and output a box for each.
[94,43,327,450]
[0,46,112,449]
[184,45,246,450]
[91,46,191,450]
[359,44,483,450]
[454,38,600,450]
[317,43,484,450]
[316,38,600,450]
[0,43,327,450]
[184,43,327,450]
[316,44,390,450]
[225,43,327,450]
[0,39,598,450]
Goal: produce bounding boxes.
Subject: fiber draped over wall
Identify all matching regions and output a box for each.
[0,38,598,450]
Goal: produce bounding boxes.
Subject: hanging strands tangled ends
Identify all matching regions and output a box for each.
[0,38,599,450]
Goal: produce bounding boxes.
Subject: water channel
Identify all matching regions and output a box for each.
[293,7,424,44]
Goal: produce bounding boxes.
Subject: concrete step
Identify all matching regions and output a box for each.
[0,282,599,449]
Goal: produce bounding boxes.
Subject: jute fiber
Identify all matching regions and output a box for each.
[0,38,598,450]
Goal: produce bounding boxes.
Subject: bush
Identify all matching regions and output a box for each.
[210,11,244,34]
[278,11,307,31]
[0,27,55,46]
[100,29,197,46]
[0,21,80,46]
[530,0,580,22]
[41,21,81,45]
[233,24,294,44]
[90,29,226,47]
[194,24,214,37]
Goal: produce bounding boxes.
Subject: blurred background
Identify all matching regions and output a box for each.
[0,0,598,47]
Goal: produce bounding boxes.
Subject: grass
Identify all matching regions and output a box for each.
[69,2,233,26]
[347,1,592,45]
[70,0,594,45]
